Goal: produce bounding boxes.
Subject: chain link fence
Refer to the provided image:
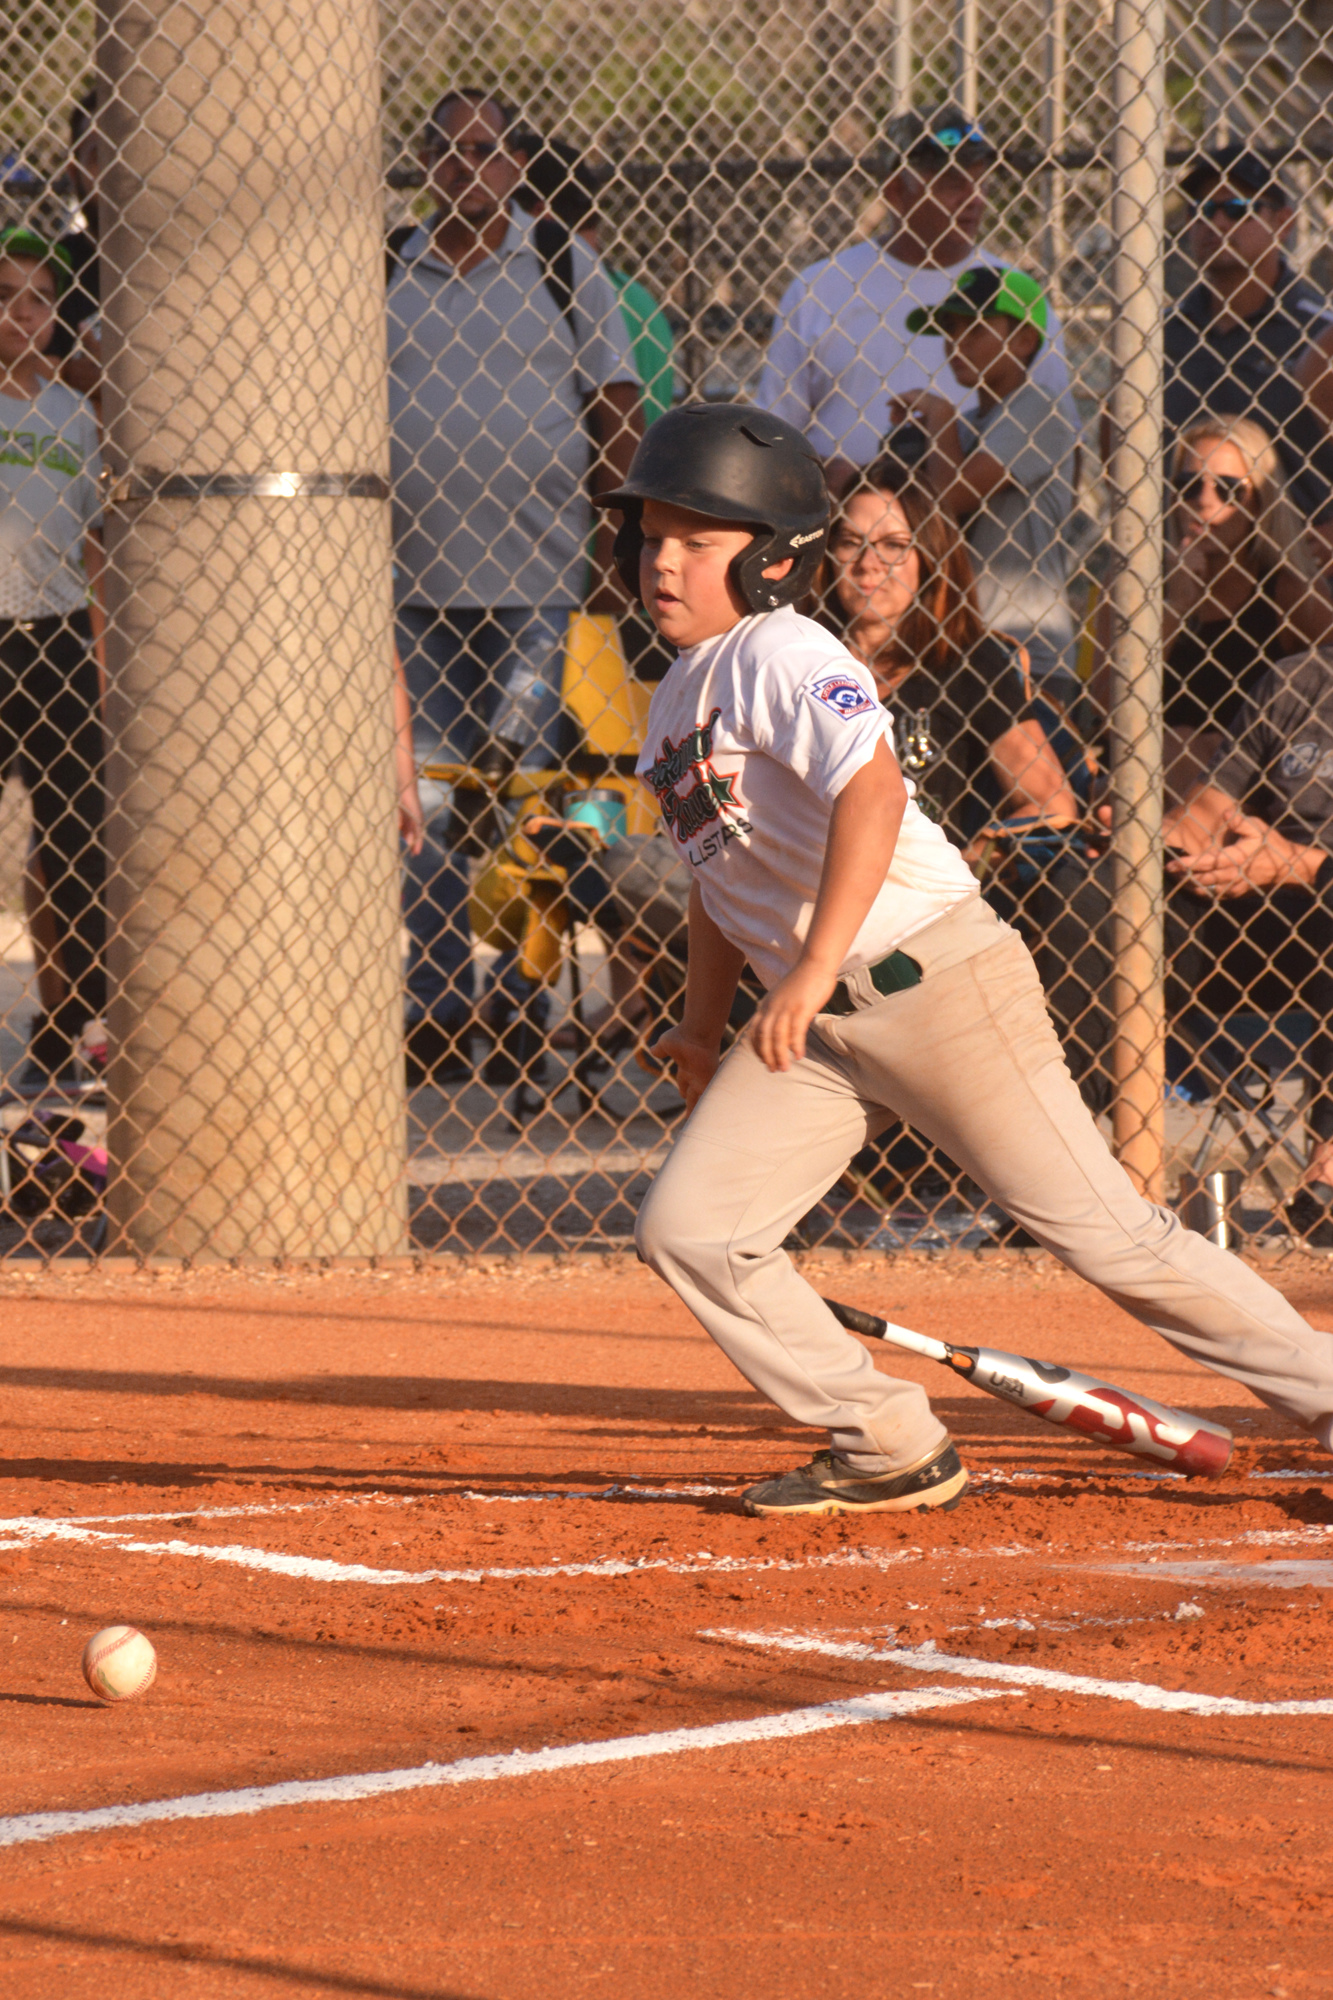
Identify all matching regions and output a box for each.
[2,1,1333,1259]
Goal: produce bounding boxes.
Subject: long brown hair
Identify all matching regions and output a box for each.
[819,458,987,681]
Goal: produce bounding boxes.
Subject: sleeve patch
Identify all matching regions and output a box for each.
[807,671,878,721]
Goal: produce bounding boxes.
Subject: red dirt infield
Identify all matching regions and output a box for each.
[0,1251,1330,1999]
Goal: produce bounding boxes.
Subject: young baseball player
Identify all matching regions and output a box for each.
[601,403,1333,1517]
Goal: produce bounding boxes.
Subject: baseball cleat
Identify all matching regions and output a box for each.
[740,1441,967,1517]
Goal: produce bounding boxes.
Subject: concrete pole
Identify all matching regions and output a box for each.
[1107,0,1167,1201]
[96,0,407,1261]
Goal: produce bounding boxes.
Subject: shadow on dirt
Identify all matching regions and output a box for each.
[0,1917,483,1998]
[0,1364,755,1419]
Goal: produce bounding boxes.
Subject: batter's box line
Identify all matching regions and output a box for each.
[0,1684,1016,1853]
[0,1494,408,1533]
[6,1514,1333,1591]
[703,1628,1333,1719]
[0,1519,927,1587]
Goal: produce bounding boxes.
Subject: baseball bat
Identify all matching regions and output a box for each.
[823,1296,1233,1476]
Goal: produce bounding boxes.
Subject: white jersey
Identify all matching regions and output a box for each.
[636,607,979,989]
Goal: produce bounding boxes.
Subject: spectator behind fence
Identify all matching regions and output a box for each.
[1161,146,1333,557]
[817,457,1078,849]
[1167,647,1333,1246]
[387,88,642,1092]
[819,453,1107,1119]
[0,227,107,1089]
[1160,416,1333,797]
[888,266,1081,702]
[756,103,1075,496]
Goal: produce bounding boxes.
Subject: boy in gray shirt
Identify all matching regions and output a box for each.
[894,266,1080,700]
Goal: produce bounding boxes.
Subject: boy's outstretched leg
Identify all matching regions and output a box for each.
[634,1035,967,1515]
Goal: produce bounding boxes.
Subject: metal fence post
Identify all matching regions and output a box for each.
[96,0,407,1260]
[1043,0,1068,312]
[954,0,979,119]
[1107,0,1167,1202]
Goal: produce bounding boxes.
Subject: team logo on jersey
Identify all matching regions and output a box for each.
[808,671,876,720]
[644,707,749,846]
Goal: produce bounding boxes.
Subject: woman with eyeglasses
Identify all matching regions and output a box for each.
[1162,416,1333,796]
[818,459,1110,1216]
[820,457,1079,851]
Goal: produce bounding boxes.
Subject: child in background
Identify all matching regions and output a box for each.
[0,225,107,1088]
[893,267,1080,705]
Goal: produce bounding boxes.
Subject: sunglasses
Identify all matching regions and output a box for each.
[1192,195,1274,222]
[1173,472,1252,506]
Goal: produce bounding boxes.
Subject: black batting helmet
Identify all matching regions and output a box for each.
[596,403,830,612]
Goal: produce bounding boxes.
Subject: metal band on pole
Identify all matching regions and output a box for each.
[1107,0,1167,1201]
[103,471,390,504]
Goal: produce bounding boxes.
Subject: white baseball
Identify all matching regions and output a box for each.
[81,1625,157,1703]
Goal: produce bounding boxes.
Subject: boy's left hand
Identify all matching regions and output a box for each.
[748,961,838,1073]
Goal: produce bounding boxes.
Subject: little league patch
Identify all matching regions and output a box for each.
[808,672,878,719]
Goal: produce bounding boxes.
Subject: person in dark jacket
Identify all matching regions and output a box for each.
[1164,146,1333,556]
[1168,647,1333,1246]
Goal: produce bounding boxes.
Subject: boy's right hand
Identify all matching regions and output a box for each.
[644,1026,720,1115]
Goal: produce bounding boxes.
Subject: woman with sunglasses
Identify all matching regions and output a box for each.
[1162,416,1333,796]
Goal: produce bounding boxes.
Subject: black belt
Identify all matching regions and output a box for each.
[824,947,922,1016]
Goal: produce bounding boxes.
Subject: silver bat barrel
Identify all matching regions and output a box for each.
[822,1298,1234,1476]
[958,1346,1234,1476]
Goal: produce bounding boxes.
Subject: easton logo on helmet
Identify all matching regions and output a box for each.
[790,528,825,547]
[809,672,877,720]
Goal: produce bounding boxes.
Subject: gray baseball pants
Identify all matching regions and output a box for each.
[635,894,1333,1472]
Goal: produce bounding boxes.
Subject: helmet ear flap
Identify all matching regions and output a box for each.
[611,504,645,603]
[728,529,828,613]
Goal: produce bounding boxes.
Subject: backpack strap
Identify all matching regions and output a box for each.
[532,217,579,345]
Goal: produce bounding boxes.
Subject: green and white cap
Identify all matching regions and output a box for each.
[905,266,1048,339]
[0,225,73,295]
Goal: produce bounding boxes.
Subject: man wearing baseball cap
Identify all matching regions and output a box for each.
[756,101,1076,493]
[894,264,1080,696]
[1165,145,1333,537]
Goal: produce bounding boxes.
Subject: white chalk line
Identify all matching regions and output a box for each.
[3,1502,1329,1593]
[0,1495,402,1535]
[0,1517,926,1587]
[705,1628,1333,1718]
[1094,1558,1333,1590]
[0,1684,1013,1853]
